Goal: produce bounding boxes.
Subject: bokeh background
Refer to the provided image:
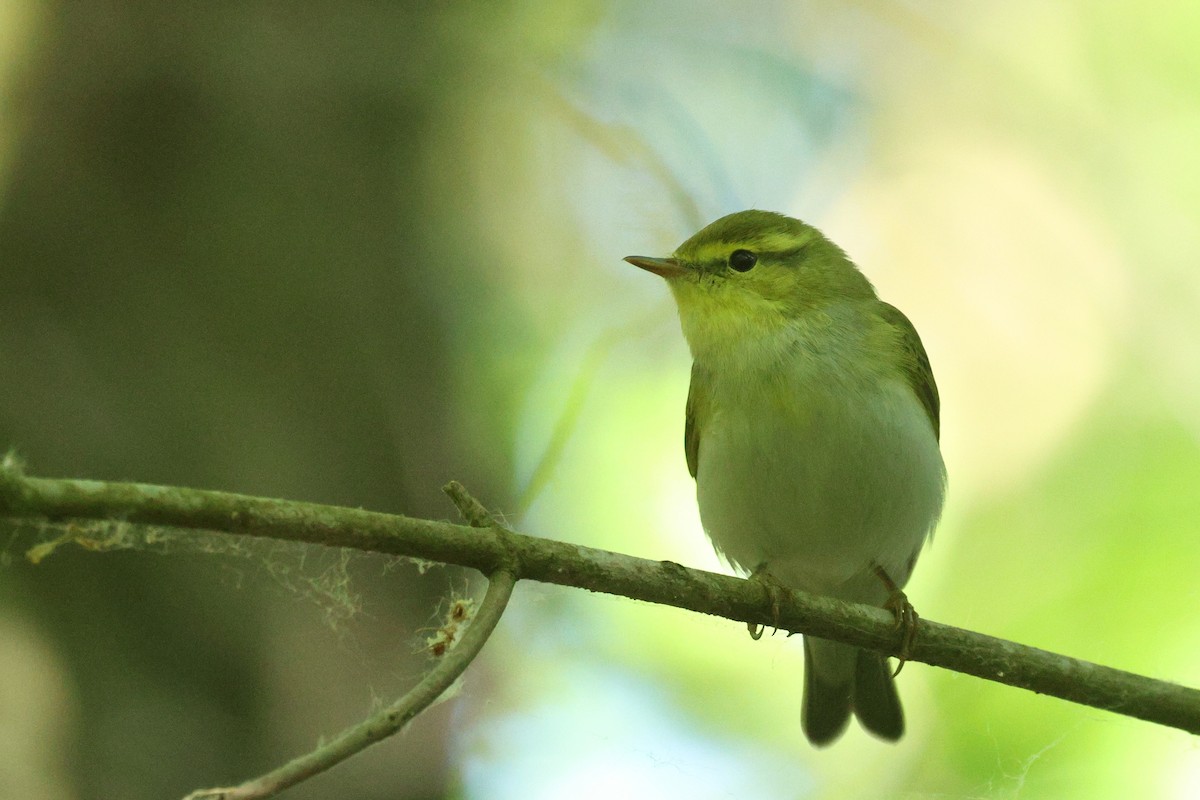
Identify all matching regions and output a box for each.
[2,2,1199,798]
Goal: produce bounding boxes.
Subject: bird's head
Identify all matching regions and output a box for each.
[626,210,876,362]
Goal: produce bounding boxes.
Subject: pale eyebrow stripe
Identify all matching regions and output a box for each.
[686,232,814,264]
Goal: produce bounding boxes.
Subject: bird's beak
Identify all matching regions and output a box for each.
[624,255,687,279]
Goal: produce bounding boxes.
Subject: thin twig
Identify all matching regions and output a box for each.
[443,480,494,529]
[2,465,1198,736]
[182,568,517,800]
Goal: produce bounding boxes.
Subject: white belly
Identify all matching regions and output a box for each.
[696,378,945,605]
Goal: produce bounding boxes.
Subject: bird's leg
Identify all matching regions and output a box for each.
[746,564,786,640]
[873,565,918,676]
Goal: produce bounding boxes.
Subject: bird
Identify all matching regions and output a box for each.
[625,210,945,745]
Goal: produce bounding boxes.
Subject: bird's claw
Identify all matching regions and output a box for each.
[874,565,919,676]
[884,590,918,676]
[746,566,785,640]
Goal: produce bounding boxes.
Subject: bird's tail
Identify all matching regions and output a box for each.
[802,636,903,746]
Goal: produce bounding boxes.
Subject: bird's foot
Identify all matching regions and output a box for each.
[746,565,787,640]
[874,565,919,676]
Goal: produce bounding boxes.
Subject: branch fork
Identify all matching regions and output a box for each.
[1,462,1197,798]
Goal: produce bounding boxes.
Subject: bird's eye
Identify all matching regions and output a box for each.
[728,249,757,272]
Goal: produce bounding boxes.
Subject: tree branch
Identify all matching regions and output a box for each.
[2,461,1198,742]
[177,481,517,799]
[184,567,517,800]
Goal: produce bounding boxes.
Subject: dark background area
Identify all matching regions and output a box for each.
[0,4,536,797]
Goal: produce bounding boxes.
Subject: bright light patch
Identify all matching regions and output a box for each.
[458,665,812,799]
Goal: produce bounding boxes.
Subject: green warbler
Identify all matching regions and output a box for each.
[626,210,945,746]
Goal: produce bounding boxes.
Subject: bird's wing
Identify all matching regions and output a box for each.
[878,303,940,441]
[684,364,702,478]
